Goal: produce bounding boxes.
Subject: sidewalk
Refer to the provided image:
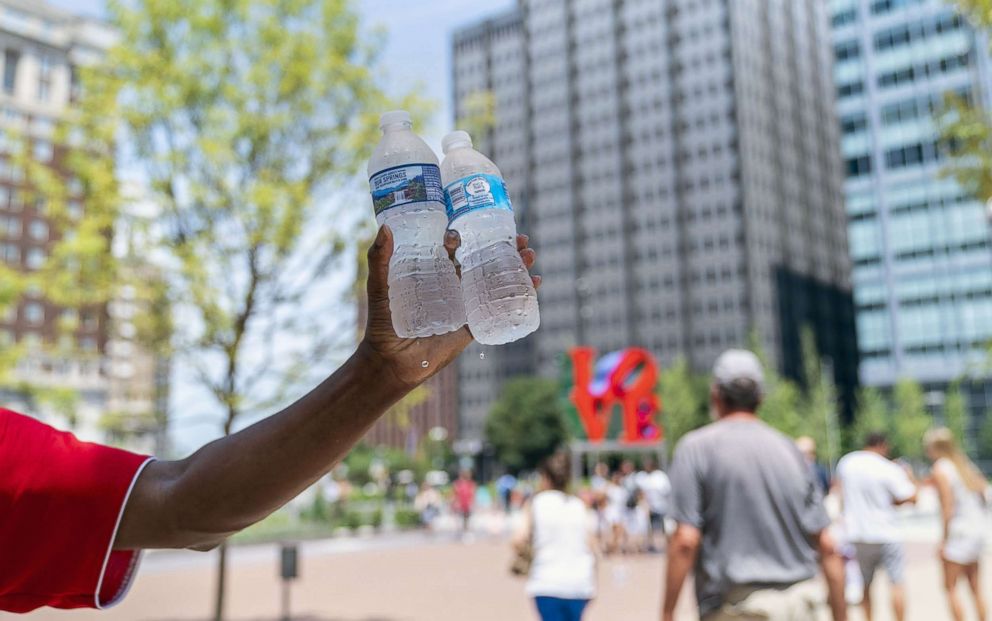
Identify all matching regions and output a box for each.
[22,531,990,621]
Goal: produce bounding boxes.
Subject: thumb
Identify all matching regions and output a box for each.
[366,225,393,306]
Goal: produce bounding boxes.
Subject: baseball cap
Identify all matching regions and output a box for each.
[712,349,765,394]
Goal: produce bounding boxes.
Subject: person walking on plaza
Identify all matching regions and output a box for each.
[924,428,989,621]
[661,349,847,621]
[513,452,598,621]
[0,226,539,613]
[603,470,628,555]
[637,458,671,552]
[797,436,832,496]
[835,432,918,621]
[453,469,477,536]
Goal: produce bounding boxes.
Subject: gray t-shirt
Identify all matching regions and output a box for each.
[669,419,830,616]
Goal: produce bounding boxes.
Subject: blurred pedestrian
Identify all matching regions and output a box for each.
[662,349,846,621]
[637,458,671,551]
[414,482,442,532]
[924,428,989,621]
[513,452,598,621]
[590,461,610,493]
[498,472,518,514]
[796,436,831,496]
[836,432,918,621]
[453,469,477,535]
[603,470,627,555]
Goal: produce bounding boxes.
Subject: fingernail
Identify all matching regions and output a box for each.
[374,225,388,247]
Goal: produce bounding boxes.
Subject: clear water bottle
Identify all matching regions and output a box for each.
[367,111,465,338]
[440,130,539,345]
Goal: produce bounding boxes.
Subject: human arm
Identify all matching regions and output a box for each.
[114,226,538,550]
[817,528,847,621]
[661,441,702,621]
[661,524,700,621]
[931,465,954,548]
[890,463,919,507]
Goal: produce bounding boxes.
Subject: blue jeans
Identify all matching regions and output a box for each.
[534,596,589,621]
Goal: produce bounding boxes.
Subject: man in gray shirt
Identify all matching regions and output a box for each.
[661,350,846,621]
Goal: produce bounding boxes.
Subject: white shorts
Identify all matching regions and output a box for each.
[944,534,986,565]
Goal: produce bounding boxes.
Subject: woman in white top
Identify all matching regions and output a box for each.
[925,428,989,621]
[514,452,598,621]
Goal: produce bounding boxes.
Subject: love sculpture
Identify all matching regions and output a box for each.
[566,347,662,444]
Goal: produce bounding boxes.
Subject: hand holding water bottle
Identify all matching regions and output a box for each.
[361,224,540,388]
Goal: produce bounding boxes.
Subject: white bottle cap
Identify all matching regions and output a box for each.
[379,110,412,129]
[442,130,473,154]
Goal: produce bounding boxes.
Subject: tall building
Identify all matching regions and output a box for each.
[453,0,858,440]
[0,0,163,448]
[830,0,992,430]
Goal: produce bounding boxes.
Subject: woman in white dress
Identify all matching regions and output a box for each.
[513,453,598,621]
[925,428,989,621]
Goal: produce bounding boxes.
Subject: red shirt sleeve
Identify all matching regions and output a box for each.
[0,408,153,613]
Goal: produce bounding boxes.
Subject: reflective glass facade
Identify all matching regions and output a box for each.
[831,0,992,423]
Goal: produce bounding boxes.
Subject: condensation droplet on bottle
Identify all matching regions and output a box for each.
[479,352,486,360]
[421,360,430,368]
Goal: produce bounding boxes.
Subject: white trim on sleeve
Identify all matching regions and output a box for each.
[94,457,155,610]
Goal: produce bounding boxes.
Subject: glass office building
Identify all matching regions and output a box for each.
[831,0,992,431]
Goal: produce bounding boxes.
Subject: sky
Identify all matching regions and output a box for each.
[47,0,517,150]
[44,0,516,453]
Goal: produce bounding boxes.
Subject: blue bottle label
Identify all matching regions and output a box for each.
[369,163,444,216]
[444,173,513,222]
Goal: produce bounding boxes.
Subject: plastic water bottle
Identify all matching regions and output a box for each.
[440,130,539,345]
[367,111,465,338]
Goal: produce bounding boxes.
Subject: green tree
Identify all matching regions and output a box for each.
[455,90,496,143]
[891,379,932,460]
[87,1,424,618]
[799,327,842,465]
[850,387,891,450]
[940,1,992,204]
[749,337,804,438]
[658,358,709,456]
[978,411,992,460]
[943,381,969,447]
[486,377,568,474]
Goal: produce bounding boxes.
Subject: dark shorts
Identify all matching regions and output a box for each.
[534,596,589,621]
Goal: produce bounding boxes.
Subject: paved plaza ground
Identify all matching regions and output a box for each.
[22,524,992,621]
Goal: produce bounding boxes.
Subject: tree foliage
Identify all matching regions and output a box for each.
[657,358,709,457]
[86,1,426,618]
[486,377,568,474]
[942,381,969,446]
[890,379,932,460]
[978,411,992,460]
[940,1,992,203]
[799,327,842,464]
[850,386,891,450]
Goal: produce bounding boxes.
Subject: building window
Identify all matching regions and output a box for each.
[25,247,44,269]
[834,40,861,62]
[837,80,864,99]
[841,113,868,135]
[28,219,47,241]
[24,302,43,325]
[1,215,20,237]
[69,64,80,103]
[845,155,873,178]
[831,8,857,27]
[37,55,52,102]
[32,140,52,161]
[0,242,19,263]
[3,49,19,96]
